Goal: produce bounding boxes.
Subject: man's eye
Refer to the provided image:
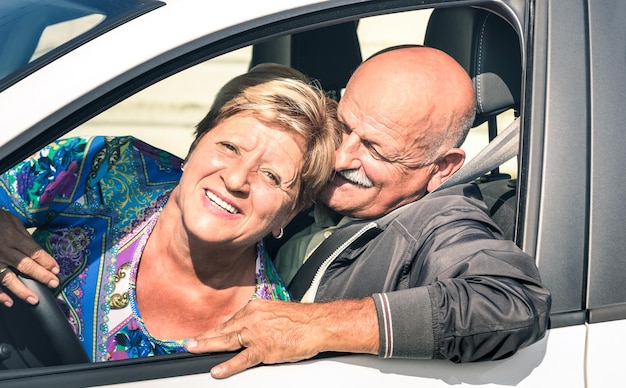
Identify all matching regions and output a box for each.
[363,141,389,162]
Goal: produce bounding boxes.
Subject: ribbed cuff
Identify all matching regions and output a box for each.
[373,288,434,359]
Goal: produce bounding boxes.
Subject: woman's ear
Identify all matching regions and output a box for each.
[271,205,304,239]
[426,148,465,192]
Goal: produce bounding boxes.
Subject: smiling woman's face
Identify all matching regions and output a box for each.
[175,113,305,247]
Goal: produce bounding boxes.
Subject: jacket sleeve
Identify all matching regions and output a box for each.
[372,216,551,362]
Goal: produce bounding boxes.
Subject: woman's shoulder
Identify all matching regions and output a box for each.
[126,136,184,169]
[65,135,183,175]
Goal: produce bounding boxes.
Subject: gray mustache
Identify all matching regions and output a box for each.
[337,169,374,188]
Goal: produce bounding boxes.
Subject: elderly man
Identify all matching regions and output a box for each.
[185,45,551,378]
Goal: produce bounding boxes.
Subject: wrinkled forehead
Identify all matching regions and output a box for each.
[340,72,435,150]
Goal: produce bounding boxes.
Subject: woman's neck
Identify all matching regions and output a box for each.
[149,198,257,286]
[135,201,258,339]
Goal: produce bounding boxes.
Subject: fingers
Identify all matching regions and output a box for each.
[185,300,323,378]
[186,330,242,354]
[185,330,263,379]
[184,306,266,378]
[0,267,39,306]
[3,218,60,281]
[0,211,60,306]
[0,291,13,308]
[0,253,59,307]
[19,240,59,278]
[210,348,263,379]
[0,266,15,307]
[0,208,59,267]
[12,253,60,288]
[185,304,256,354]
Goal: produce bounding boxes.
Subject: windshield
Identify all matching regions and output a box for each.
[0,0,164,91]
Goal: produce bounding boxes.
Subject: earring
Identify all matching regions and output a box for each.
[180,162,185,172]
[274,228,284,239]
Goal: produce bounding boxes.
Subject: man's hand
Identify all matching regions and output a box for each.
[185,298,379,378]
[0,210,59,307]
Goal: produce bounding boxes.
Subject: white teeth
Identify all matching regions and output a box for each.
[205,191,238,214]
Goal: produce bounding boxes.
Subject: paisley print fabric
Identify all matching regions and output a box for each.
[0,136,290,362]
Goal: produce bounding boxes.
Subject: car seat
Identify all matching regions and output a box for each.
[424,6,522,240]
[250,21,362,101]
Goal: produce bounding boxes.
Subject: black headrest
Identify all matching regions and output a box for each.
[251,22,362,100]
[424,7,521,127]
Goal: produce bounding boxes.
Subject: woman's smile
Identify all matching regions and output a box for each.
[204,189,240,215]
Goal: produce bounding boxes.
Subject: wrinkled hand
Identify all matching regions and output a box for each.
[186,300,324,378]
[185,298,379,378]
[0,209,59,307]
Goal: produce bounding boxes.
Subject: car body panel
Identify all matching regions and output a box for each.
[587,320,626,387]
[99,325,584,387]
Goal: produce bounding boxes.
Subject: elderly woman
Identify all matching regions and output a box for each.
[0,64,340,361]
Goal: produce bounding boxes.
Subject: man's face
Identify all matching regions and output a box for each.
[319,85,436,219]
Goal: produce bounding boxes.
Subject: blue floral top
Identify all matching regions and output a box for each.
[0,136,290,362]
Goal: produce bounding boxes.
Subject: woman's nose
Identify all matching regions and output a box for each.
[220,163,251,193]
[334,132,363,170]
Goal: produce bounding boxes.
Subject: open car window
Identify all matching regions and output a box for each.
[0,2,529,385]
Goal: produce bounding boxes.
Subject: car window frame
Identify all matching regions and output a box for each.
[586,0,626,323]
[0,0,165,93]
[520,0,589,328]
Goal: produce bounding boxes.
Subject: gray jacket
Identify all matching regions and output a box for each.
[297,183,551,362]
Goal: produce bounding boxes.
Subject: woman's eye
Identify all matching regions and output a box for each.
[262,170,281,186]
[218,142,238,153]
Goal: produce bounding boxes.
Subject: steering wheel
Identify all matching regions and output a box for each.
[0,275,89,369]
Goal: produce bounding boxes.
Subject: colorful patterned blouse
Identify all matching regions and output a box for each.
[0,136,290,362]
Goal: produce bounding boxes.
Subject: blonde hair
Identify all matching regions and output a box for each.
[189,63,341,209]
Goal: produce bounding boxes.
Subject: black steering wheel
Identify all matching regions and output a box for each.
[0,275,89,369]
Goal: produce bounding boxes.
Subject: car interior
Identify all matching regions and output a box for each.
[0,3,525,382]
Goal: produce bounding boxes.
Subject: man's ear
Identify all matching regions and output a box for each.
[426,148,465,192]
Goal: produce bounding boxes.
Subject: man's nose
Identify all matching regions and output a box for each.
[334,132,364,170]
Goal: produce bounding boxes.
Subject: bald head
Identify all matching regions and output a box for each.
[344,46,476,163]
[322,46,476,218]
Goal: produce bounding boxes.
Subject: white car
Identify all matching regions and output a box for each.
[0,0,624,386]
